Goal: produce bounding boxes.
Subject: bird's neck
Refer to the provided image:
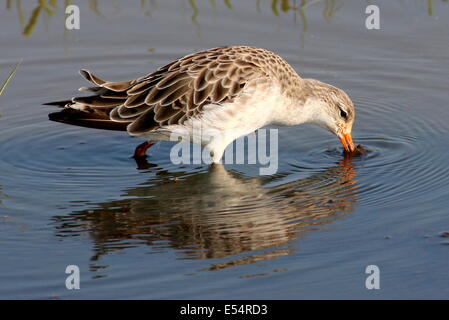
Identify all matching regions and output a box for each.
[270,79,317,127]
[272,98,317,127]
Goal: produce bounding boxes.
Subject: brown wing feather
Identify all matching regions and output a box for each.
[121,48,264,134]
[47,46,278,135]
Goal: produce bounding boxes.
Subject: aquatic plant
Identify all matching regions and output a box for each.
[0,60,22,97]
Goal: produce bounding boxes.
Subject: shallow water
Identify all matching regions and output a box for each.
[1,0,449,299]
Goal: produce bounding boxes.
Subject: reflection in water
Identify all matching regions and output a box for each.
[4,0,443,52]
[52,158,358,273]
[5,0,343,37]
[4,0,444,37]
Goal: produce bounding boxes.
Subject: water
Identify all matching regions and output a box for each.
[1,0,449,299]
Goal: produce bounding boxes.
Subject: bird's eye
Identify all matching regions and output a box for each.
[340,109,348,119]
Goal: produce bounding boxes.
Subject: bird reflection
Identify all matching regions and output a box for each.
[52,158,358,273]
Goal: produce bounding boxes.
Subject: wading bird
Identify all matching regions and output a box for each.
[46,46,356,163]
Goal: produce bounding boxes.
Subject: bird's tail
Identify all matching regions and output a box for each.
[45,69,133,132]
[48,108,128,131]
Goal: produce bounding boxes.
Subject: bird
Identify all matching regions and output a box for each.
[45,46,356,164]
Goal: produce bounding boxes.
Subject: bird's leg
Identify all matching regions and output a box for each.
[133,141,155,158]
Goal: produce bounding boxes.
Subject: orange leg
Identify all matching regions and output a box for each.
[133,141,155,158]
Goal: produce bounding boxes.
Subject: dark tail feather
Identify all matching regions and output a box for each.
[49,109,128,131]
[45,68,130,131]
[43,100,73,107]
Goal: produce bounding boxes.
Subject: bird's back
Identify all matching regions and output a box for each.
[46,46,302,135]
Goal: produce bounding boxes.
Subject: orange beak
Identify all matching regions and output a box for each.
[339,132,355,153]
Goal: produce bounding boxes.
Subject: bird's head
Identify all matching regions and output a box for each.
[302,79,356,153]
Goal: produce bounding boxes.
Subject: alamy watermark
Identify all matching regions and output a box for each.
[65,4,381,31]
[65,265,80,290]
[168,123,279,175]
[65,5,80,30]
[365,5,380,30]
[365,265,380,290]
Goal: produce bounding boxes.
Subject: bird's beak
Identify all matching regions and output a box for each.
[339,132,355,153]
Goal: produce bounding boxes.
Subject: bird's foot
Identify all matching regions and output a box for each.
[132,141,155,158]
[133,155,157,170]
[132,141,157,169]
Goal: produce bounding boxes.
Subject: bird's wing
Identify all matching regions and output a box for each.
[48,47,268,134]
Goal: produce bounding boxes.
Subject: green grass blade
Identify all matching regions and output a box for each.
[0,59,23,96]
